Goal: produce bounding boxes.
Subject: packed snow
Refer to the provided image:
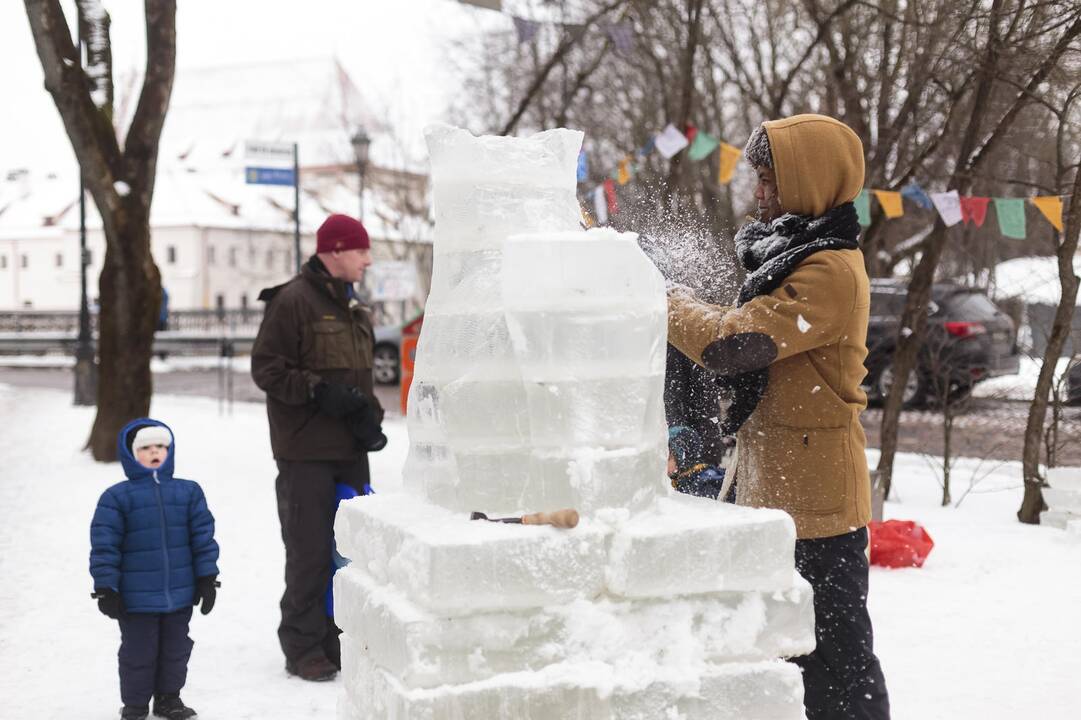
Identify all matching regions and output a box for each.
[1,386,1080,718]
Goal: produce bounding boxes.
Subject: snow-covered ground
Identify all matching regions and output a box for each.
[1,385,1079,719]
[973,355,1075,401]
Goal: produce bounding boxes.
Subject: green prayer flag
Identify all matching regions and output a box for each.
[994,197,1026,239]
[854,189,871,226]
[687,132,720,162]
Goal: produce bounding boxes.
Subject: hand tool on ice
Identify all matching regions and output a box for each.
[470,508,580,529]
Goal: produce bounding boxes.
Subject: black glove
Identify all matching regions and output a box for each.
[93,587,123,619]
[347,404,388,452]
[313,382,369,418]
[194,575,220,615]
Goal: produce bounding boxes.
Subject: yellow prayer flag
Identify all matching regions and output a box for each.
[873,190,904,219]
[617,157,632,185]
[1031,195,1064,231]
[718,143,742,184]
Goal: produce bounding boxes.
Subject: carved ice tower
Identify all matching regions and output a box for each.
[334,125,816,719]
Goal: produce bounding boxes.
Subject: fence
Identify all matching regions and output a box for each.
[0,302,403,336]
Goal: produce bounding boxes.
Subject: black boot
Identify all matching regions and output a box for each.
[121,706,149,720]
[152,693,197,719]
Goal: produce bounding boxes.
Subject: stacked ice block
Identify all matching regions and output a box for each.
[335,124,815,719]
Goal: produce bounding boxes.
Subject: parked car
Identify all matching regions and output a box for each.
[1067,359,1081,405]
[373,324,402,385]
[864,279,1020,407]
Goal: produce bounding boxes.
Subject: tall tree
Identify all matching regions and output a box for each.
[25,0,177,460]
[1019,81,1081,522]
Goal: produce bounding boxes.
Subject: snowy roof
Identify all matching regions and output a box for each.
[130,56,412,173]
[0,57,431,244]
[992,255,1081,306]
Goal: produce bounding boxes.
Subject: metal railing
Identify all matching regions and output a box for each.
[0,302,402,335]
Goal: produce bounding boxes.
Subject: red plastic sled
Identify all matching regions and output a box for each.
[868,520,934,568]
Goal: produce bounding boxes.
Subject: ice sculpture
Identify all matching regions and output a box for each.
[335,125,814,719]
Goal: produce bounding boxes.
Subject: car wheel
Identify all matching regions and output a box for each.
[875,362,926,408]
[372,343,400,385]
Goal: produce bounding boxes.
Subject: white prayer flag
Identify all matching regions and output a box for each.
[593,185,608,225]
[930,190,963,227]
[654,124,689,159]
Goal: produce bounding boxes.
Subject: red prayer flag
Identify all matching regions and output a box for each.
[959,196,991,227]
[684,124,698,144]
[603,178,619,215]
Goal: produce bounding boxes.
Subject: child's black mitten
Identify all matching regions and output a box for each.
[195,575,220,615]
[92,588,123,619]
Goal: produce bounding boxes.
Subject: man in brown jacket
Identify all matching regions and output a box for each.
[251,213,385,682]
[667,114,890,719]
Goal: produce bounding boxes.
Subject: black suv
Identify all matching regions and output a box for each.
[864,280,1020,407]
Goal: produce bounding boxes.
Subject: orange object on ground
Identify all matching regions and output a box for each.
[868,519,935,568]
[399,313,424,415]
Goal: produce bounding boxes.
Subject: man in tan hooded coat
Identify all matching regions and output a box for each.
[667,114,890,719]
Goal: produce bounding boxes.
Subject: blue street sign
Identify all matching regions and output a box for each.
[245,166,296,186]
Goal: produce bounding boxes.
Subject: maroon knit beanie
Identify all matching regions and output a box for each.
[316,214,370,253]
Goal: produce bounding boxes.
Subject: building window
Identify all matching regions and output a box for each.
[0,255,6,269]
[86,250,93,266]
[266,250,274,269]
[228,247,237,267]
[285,252,292,273]
[207,245,216,266]
[55,253,63,268]
[167,246,177,264]
[20,254,28,268]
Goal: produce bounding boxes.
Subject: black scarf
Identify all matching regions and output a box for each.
[716,202,860,436]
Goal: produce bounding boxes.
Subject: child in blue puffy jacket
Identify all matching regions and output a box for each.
[90,418,220,720]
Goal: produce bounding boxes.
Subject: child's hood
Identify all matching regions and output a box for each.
[117,417,176,482]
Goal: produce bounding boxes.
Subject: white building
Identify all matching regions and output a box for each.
[0,57,432,316]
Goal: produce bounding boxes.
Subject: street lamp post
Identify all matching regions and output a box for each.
[73,20,96,406]
[351,128,371,221]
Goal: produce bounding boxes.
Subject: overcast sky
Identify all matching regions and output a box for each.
[1,0,509,174]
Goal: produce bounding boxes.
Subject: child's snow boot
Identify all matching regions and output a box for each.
[120,706,149,720]
[152,693,197,719]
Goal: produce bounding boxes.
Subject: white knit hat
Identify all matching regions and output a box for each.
[132,425,172,451]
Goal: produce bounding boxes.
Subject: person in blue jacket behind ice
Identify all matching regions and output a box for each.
[325,482,371,619]
[89,418,220,720]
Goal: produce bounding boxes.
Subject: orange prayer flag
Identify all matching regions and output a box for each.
[717,143,742,185]
[872,190,904,219]
[617,157,632,185]
[1031,196,1064,232]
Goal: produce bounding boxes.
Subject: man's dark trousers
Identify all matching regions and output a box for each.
[276,458,367,667]
[792,527,890,720]
[117,607,194,707]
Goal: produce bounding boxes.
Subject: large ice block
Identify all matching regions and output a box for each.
[334,565,814,688]
[405,444,665,517]
[335,492,797,615]
[405,126,670,516]
[334,493,608,614]
[341,652,805,720]
[606,495,797,597]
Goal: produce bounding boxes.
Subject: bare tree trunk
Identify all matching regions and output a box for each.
[25,0,176,461]
[1019,164,1081,523]
[663,0,705,211]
